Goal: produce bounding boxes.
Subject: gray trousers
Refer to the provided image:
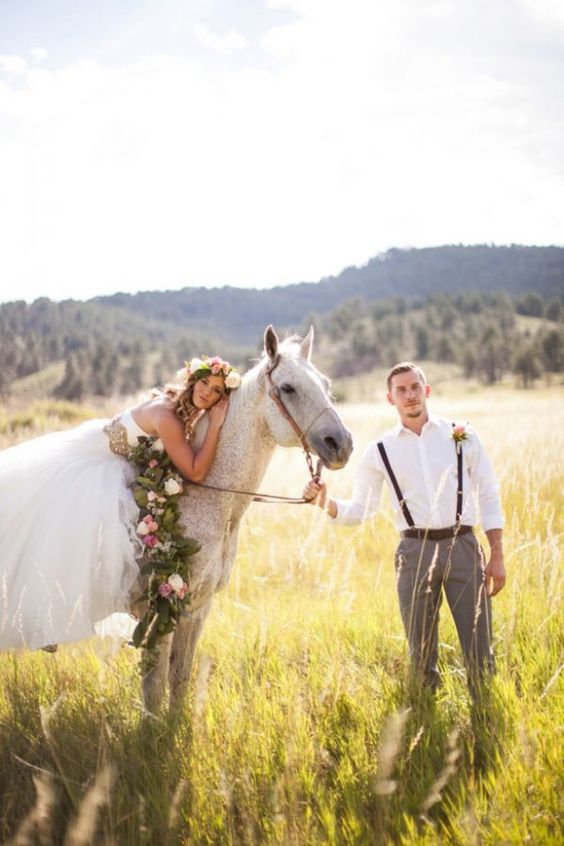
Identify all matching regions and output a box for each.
[395,531,494,693]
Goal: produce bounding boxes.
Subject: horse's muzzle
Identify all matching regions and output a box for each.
[309,426,354,470]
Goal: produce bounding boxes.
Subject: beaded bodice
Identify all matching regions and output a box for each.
[103,410,149,455]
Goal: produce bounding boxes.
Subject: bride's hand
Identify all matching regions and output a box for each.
[207,396,229,428]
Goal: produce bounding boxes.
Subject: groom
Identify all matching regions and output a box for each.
[304,362,506,696]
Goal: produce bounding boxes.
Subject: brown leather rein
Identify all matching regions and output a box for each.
[189,355,323,504]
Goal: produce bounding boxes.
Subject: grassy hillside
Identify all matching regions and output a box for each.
[0,387,562,844]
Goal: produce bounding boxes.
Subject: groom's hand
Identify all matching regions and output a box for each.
[303,480,327,507]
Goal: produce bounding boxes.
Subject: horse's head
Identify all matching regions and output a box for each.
[260,325,353,470]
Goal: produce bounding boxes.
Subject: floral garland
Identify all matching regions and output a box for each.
[127,435,201,670]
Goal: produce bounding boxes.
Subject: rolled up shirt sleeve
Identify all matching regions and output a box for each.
[333,444,384,526]
[467,432,504,531]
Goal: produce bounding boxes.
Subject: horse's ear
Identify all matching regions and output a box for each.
[264,325,279,361]
[300,325,314,361]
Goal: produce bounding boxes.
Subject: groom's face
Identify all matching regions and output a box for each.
[387,370,430,422]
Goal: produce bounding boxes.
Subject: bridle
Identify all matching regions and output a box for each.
[188,355,327,504]
[265,354,328,485]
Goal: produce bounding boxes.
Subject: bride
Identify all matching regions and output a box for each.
[0,355,241,651]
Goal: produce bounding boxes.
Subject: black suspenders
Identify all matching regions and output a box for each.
[376,442,415,527]
[455,442,463,523]
[377,430,464,528]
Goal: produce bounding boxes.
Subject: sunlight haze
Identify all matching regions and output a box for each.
[0,0,563,303]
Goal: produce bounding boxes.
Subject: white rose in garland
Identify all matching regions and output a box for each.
[168,573,185,592]
[164,478,183,496]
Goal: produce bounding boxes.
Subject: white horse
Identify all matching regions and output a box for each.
[142,325,353,713]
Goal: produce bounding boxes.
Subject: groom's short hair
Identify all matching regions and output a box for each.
[386,362,427,391]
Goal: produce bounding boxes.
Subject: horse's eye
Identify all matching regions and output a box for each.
[281,383,295,395]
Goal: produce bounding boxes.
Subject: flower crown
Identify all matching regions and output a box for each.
[185,356,242,390]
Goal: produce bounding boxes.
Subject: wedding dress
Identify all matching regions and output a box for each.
[0,411,146,650]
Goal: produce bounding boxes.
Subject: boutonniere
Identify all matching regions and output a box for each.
[452,423,468,453]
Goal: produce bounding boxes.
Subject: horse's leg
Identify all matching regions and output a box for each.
[142,633,173,715]
[168,600,213,714]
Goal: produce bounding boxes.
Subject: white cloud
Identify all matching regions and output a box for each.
[193,24,249,54]
[29,48,48,63]
[0,1,562,302]
[0,54,28,75]
[517,0,564,27]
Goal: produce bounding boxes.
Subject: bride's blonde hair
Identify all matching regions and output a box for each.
[151,373,205,442]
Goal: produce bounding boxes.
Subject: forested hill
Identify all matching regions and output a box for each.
[1,244,562,401]
[95,245,564,342]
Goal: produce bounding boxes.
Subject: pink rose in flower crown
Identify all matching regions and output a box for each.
[208,356,223,375]
[148,459,158,468]
[143,534,159,548]
[158,582,173,597]
[177,586,187,600]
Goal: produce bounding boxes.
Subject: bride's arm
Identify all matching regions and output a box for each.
[154,399,228,483]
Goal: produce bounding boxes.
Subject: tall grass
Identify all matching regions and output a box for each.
[0,387,562,844]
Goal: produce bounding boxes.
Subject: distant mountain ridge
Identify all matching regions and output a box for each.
[94,244,564,342]
[1,245,562,399]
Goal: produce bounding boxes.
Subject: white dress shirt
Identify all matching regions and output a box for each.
[333,414,504,531]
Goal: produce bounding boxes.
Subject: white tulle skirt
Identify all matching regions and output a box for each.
[0,419,141,650]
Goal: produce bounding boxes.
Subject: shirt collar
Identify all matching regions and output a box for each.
[391,411,441,437]
[426,412,441,429]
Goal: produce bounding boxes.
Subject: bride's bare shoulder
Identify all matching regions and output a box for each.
[130,394,180,433]
[147,393,176,411]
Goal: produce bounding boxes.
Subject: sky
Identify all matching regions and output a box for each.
[0,0,563,303]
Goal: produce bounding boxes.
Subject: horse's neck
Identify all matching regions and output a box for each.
[201,368,275,492]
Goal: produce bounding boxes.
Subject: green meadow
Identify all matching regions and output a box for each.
[0,385,562,844]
